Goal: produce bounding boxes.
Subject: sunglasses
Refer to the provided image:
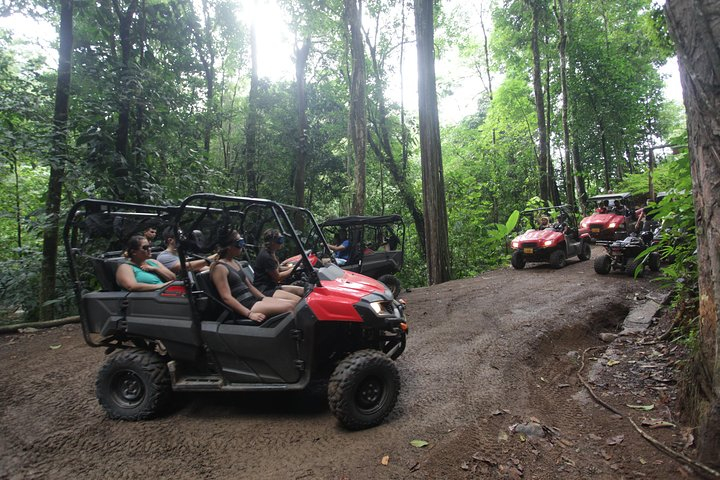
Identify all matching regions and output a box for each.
[275,236,285,245]
[234,238,246,248]
[140,245,152,251]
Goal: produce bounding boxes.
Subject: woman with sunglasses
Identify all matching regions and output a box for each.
[116,235,176,291]
[253,229,304,299]
[211,230,297,323]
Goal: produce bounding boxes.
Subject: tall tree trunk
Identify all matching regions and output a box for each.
[294,36,311,209]
[39,0,73,322]
[554,0,575,209]
[599,118,611,191]
[134,0,146,170]
[245,20,259,197]
[545,55,560,205]
[572,143,587,207]
[666,0,720,467]
[112,0,138,198]
[345,0,366,215]
[528,0,549,202]
[200,0,215,158]
[414,0,450,285]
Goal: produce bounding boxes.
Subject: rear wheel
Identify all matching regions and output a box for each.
[511,250,525,269]
[549,250,567,269]
[577,242,592,261]
[377,274,401,299]
[594,255,611,274]
[96,348,171,421]
[648,252,661,272]
[328,350,400,430]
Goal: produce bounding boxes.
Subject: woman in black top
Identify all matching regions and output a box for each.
[211,230,297,323]
[253,229,304,299]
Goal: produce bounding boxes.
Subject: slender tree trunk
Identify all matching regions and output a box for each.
[415,0,450,285]
[294,36,311,209]
[573,143,587,207]
[599,118,611,191]
[554,0,575,209]
[365,35,426,255]
[345,0,366,215]
[134,0,146,170]
[112,0,138,198]
[201,0,215,158]
[400,0,409,171]
[545,55,560,205]
[528,0,549,202]
[245,20,259,197]
[666,0,720,466]
[39,0,73,322]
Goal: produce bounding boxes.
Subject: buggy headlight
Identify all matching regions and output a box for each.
[544,240,553,246]
[370,301,394,317]
[512,241,519,249]
[609,222,617,228]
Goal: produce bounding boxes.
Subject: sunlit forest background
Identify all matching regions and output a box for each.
[0,0,689,321]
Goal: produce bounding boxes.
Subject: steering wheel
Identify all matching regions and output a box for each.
[287,258,307,283]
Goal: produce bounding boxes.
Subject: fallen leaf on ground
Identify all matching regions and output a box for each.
[410,440,429,448]
[557,383,571,388]
[626,404,654,411]
[639,457,647,465]
[498,431,509,442]
[461,461,469,471]
[641,419,676,429]
[491,409,503,416]
[588,434,602,441]
[606,435,624,445]
[381,455,389,465]
[49,344,62,350]
[607,360,621,366]
[601,449,612,460]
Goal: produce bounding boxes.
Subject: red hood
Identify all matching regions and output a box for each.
[512,228,564,244]
[307,268,388,322]
[580,212,625,228]
[285,252,319,267]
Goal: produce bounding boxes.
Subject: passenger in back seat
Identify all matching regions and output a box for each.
[116,236,176,291]
[157,227,217,274]
[211,230,298,324]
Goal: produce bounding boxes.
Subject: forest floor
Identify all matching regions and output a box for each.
[0,246,705,479]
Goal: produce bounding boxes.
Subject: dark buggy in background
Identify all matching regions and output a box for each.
[64,195,407,430]
[319,215,405,298]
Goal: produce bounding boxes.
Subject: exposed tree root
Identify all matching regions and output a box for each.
[578,346,720,479]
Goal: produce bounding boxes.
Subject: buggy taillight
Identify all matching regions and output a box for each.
[161,285,187,297]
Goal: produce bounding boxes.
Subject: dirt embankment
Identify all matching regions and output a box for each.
[0,247,699,479]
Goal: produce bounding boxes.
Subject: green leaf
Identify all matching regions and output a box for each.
[626,404,654,411]
[410,440,429,448]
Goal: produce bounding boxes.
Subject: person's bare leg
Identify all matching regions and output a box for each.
[280,285,304,297]
[273,289,301,304]
[251,298,294,318]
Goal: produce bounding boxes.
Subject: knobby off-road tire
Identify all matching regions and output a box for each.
[594,255,611,274]
[96,348,171,421]
[577,242,592,261]
[626,258,645,278]
[549,250,567,269]
[648,252,661,272]
[328,350,400,430]
[511,250,525,269]
[377,274,401,299]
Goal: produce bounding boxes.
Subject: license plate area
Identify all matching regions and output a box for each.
[591,228,600,233]
[523,247,534,254]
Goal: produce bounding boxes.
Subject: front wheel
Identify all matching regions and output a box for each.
[328,350,400,430]
[511,250,525,269]
[549,250,567,269]
[594,255,611,274]
[377,274,401,299]
[577,242,592,261]
[96,348,171,421]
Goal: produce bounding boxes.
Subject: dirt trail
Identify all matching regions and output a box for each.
[0,247,697,479]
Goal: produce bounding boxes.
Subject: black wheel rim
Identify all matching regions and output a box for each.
[110,370,145,408]
[356,375,385,414]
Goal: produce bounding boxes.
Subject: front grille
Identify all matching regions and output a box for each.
[523,242,538,248]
